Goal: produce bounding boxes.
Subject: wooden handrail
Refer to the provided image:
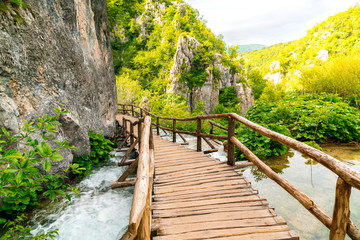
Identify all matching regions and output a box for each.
[118,103,360,240]
[121,116,153,240]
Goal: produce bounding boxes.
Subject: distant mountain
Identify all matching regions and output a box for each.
[238,44,266,53]
[243,5,360,76]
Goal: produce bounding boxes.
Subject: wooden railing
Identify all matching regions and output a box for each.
[120,116,154,240]
[118,103,360,240]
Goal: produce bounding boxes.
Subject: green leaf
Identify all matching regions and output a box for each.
[3,168,19,173]
[65,194,71,201]
[49,191,56,200]
[15,170,24,184]
[55,190,65,196]
[42,143,52,156]
[50,152,63,161]
[43,159,52,171]
[2,149,23,159]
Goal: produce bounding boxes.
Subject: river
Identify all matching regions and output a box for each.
[27,151,133,239]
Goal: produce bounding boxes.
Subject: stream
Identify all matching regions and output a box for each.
[26,151,133,239]
[25,133,360,240]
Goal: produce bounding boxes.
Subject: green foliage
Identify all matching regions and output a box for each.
[219,86,238,107]
[107,0,239,117]
[235,93,360,160]
[1,215,58,240]
[213,86,241,115]
[72,132,114,177]
[0,106,78,216]
[300,54,360,99]
[179,41,214,91]
[248,68,268,99]
[246,93,360,143]
[235,124,291,160]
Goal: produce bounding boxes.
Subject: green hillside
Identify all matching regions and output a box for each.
[243,6,360,76]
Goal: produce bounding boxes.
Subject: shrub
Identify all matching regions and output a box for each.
[0,107,79,216]
[235,124,291,160]
[72,132,114,177]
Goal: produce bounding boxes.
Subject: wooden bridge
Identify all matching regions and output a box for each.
[112,104,360,240]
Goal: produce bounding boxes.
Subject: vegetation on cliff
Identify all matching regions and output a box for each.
[107,0,244,117]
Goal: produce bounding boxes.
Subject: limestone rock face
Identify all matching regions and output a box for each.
[169,36,200,93]
[270,60,280,72]
[317,49,329,61]
[169,36,253,115]
[0,0,117,174]
[136,0,166,38]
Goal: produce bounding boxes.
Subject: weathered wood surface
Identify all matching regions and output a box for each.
[115,114,299,240]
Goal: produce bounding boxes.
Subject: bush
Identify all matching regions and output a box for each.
[0,107,81,238]
[0,107,78,216]
[245,93,360,143]
[235,124,291,160]
[300,54,360,99]
[72,132,114,177]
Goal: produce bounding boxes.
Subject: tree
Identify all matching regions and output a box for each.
[248,68,267,99]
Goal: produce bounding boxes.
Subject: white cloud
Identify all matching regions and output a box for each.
[185,0,359,46]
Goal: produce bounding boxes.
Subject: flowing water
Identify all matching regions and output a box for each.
[26,151,134,240]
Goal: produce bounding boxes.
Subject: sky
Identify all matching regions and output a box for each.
[184,0,359,46]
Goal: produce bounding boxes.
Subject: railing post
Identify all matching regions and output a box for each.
[329,177,352,240]
[138,120,142,152]
[210,122,214,135]
[140,108,143,118]
[123,105,125,114]
[131,105,134,117]
[156,117,160,135]
[227,116,235,166]
[130,123,134,146]
[122,117,126,137]
[197,118,201,152]
[173,119,176,143]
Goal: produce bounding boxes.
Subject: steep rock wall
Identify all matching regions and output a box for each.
[0,0,117,173]
[169,36,253,115]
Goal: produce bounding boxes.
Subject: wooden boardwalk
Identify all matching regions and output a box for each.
[117,114,298,239]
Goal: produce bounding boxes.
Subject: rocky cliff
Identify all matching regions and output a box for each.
[170,36,253,115]
[0,0,117,173]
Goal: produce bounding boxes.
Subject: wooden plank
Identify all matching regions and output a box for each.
[152,225,291,240]
[154,190,258,204]
[154,176,245,188]
[154,171,240,185]
[153,205,270,218]
[152,195,266,210]
[154,180,249,195]
[154,177,248,192]
[155,162,227,175]
[153,201,269,216]
[154,165,237,178]
[156,216,287,235]
[157,209,277,226]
